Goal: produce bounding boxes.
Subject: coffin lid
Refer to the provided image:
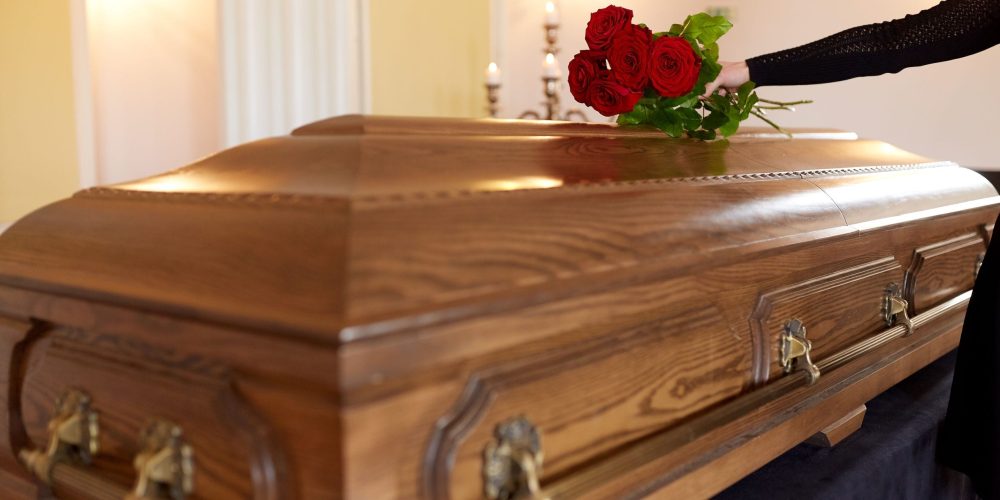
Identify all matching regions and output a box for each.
[0,115,995,343]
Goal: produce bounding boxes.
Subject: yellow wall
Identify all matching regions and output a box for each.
[369,0,490,117]
[0,0,80,223]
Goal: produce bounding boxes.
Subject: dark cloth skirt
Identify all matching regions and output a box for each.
[939,212,1000,500]
[718,350,975,500]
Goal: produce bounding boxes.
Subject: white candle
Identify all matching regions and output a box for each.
[545,1,560,26]
[543,53,561,79]
[485,62,501,86]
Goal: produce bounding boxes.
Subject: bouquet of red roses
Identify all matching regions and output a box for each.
[570,5,806,140]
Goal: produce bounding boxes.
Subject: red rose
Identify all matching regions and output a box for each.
[648,36,702,98]
[608,24,652,92]
[585,5,633,51]
[568,50,608,104]
[587,80,642,116]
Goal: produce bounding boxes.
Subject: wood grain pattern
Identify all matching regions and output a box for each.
[904,233,985,313]
[0,115,995,499]
[426,302,747,500]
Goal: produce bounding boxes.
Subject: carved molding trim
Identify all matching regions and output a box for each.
[75,162,954,209]
[352,162,954,207]
[2,318,46,470]
[74,188,347,210]
[902,232,983,315]
[748,257,901,385]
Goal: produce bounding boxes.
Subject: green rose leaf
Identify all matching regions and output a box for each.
[703,42,720,63]
[652,107,684,137]
[677,107,702,130]
[690,57,722,98]
[617,101,656,125]
[687,129,717,141]
[680,13,732,45]
[702,110,729,130]
[719,112,741,137]
[740,92,759,120]
[737,81,756,107]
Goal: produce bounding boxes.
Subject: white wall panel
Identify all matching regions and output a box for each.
[85,0,223,185]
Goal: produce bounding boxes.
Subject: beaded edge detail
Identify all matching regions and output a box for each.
[74,161,956,209]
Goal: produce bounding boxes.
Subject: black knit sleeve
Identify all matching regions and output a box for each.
[746,0,1000,86]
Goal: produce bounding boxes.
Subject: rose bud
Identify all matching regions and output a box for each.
[649,36,702,98]
[568,50,609,105]
[587,79,642,116]
[585,5,633,51]
[608,24,652,92]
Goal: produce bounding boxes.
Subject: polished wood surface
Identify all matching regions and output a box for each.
[807,405,867,447]
[0,115,995,498]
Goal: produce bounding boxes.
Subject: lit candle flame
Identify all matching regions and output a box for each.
[485,62,501,85]
[543,53,561,78]
[544,1,559,26]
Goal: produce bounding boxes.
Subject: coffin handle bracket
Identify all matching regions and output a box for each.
[483,416,546,500]
[780,319,821,384]
[882,283,912,336]
[18,388,99,485]
[126,419,194,500]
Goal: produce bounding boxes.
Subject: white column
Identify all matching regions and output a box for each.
[220,0,369,147]
[69,0,97,188]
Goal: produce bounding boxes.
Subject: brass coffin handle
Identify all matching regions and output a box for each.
[882,283,912,336]
[18,388,100,484]
[483,416,545,500]
[125,419,194,500]
[780,319,821,384]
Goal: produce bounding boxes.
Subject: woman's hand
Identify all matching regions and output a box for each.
[703,61,750,97]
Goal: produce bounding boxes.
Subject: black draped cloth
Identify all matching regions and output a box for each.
[745,1,1000,497]
[938,213,1000,499]
[717,351,976,500]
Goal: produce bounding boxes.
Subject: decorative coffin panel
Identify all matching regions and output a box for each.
[904,233,985,314]
[0,316,37,474]
[425,301,750,500]
[751,258,903,383]
[15,327,286,499]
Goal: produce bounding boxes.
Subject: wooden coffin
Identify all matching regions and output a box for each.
[0,116,996,499]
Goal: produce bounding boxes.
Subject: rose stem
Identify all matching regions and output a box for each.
[757,98,813,106]
[750,110,792,137]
